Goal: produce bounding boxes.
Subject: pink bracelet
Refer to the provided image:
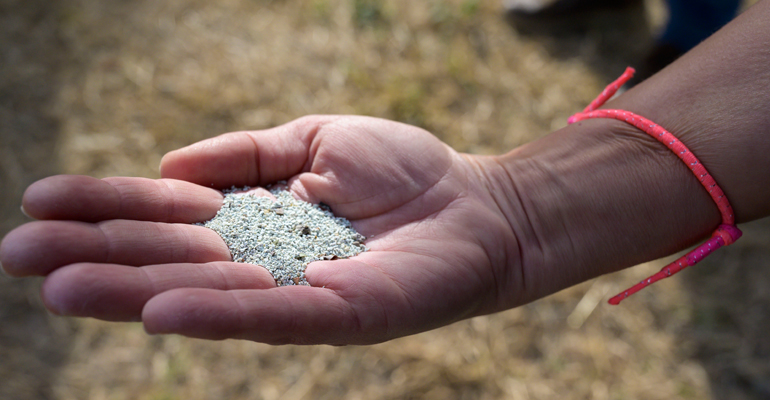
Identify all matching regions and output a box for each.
[568,67,742,305]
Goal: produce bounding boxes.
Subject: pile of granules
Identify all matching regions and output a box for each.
[198,186,367,286]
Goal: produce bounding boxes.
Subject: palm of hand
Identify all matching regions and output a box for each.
[0,116,519,345]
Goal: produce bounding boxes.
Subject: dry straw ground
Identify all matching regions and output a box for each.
[1,0,769,399]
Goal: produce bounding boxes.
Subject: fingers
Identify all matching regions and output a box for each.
[41,262,276,321]
[160,115,341,188]
[0,220,230,277]
[142,259,401,345]
[22,175,223,223]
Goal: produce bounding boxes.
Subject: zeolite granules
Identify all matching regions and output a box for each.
[198,186,367,286]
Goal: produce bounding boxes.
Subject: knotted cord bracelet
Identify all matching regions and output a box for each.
[568,67,742,306]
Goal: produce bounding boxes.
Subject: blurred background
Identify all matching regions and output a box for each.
[1,0,769,399]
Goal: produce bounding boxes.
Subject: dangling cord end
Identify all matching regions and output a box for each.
[608,255,688,305]
[608,224,742,305]
[568,67,636,124]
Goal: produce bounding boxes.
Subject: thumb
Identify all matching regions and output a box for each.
[159,115,341,188]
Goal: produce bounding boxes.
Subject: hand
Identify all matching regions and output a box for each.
[0,115,522,345]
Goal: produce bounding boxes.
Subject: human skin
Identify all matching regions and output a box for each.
[1,1,768,345]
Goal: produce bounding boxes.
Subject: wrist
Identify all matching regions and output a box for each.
[484,117,720,304]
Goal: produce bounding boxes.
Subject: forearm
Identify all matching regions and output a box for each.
[610,0,770,221]
[484,0,770,304]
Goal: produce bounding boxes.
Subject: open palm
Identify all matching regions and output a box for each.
[0,115,522,345]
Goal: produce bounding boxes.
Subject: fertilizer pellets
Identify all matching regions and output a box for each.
[198,186,367,286]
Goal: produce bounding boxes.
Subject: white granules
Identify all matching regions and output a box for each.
[198,186,367,286]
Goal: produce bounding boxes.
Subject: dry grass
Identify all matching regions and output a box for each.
[1,0,769,399]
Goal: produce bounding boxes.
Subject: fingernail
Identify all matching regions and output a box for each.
[20,204,30,219]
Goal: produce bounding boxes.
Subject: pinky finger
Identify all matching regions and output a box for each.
[41,262,276,322]
[141,286,377,345]
[140,259,409,345]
